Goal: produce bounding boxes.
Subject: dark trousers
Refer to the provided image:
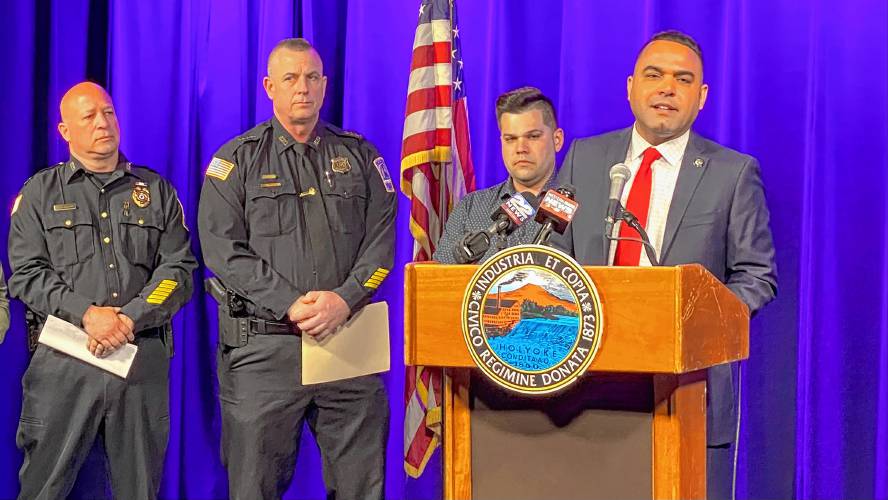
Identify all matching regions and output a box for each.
[707,363,742,500]
[218,334,389,500]
[17,338,170,500]
[707,443,736,500]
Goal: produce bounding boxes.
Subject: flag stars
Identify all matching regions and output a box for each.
[454,79,462,92]
[452,26,460,38]
[419,3,425,16]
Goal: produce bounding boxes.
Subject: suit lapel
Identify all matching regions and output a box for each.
[597,128,633,263]
[660,132,710,263]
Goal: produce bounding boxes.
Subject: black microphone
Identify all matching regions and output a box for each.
[532,185,579,245]
[605,163,632,238]
[452,191,540,264]
[615,209,660,266]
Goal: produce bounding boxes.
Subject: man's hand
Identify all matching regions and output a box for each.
[288,291,349,342]
[82,306,134,357]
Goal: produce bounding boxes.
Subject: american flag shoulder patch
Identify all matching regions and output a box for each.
[206,157,236,181]
[373,157,395,193]
[146,279,178,305]
[363,268,390,289]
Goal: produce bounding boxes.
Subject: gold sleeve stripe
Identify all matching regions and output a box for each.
[206,157,235,181]
[11,194,23,215]
[146,280,178,305]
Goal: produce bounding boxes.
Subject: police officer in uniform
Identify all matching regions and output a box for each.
[7,82,196,499]
[198,38,395,500]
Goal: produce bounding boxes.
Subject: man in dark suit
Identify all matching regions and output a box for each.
[556,31,777,499]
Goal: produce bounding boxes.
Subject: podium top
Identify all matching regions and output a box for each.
[404,263,748,374]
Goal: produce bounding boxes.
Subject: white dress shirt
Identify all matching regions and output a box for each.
[608,125,690,266]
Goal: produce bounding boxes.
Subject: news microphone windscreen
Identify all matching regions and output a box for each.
[498,192,540,227]
[534,188,579,233]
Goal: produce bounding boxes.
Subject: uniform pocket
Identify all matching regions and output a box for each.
[323,182,367,234]
[44,210,95,265]
[246,180,300,236]
[120,209,165,266]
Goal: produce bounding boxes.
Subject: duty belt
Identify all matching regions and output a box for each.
[241,317,302,336]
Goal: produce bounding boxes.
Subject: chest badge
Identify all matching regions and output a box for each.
[331,157,351,174]
[132,181,151,208]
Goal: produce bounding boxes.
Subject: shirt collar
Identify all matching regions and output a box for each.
[63,153,139,184]
[272,116,324,156]
[498,173,558,201]
[628,125,690,168]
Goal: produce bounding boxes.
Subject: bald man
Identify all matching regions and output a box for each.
[198,38,394,499]
[7,82,196,499]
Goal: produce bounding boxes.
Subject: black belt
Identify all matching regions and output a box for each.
[247,318,301,336]
[138,326,166,338]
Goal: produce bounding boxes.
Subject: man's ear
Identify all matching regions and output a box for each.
[58,122,70,142]
[263,76,274,100]
[553,128,565,153]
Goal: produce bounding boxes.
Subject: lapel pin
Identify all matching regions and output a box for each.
[694,158,704,168]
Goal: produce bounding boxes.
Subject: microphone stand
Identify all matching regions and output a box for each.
[605,206,660,266]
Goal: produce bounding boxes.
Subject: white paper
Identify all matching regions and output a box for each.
[302,301,390,385]
[38,315,138,379]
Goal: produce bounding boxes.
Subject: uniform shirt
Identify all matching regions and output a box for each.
[433,177,553,264]
[608,126,690,266]
[7,156,196,331]
[198,118,396,320]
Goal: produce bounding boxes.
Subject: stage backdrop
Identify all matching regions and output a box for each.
[1,0,886,499]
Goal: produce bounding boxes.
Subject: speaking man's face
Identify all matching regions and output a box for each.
[627,40,708,145]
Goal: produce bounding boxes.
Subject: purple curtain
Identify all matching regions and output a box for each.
[0,1,885,498]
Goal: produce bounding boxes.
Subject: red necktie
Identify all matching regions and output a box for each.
[614,146,662,266]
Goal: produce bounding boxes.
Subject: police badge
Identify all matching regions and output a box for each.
[132,181,151,208]
[330,157,351,174]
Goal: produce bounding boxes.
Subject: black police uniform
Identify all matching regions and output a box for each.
[7,157,196,500]
[198,118,396,500]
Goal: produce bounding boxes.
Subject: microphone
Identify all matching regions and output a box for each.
[452,192,540,264]
[615,209,660,266]
[532,185,579,245]
[605,163,632,238]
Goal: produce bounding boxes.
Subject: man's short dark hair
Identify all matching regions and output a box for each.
[267,38,316,74]
[641,30,704,67]
[495,86,558,130]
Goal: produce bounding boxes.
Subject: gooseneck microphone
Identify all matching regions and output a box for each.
[452,191,540,264]
[532,185,579,246]
[605,163,632,238]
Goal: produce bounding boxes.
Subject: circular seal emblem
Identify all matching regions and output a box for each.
[461,244,604,395]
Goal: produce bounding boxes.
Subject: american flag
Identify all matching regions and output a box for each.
[401,0,475,479]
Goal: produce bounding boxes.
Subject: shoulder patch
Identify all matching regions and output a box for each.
[11,193,23,215]
[373,157,395,193]
[206,157,236,181]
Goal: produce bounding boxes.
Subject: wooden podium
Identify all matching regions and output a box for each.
[404,263,749,500]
